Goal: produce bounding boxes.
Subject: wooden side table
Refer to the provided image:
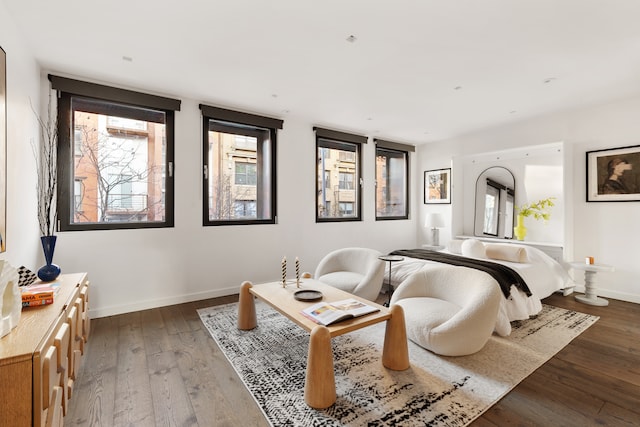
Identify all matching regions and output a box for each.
[569,262,614,306]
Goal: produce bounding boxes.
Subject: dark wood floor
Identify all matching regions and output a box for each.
[66,292,640,426]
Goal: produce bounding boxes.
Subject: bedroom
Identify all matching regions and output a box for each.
[0,0,639,425]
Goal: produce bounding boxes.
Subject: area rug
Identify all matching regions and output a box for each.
[198,302,598,426]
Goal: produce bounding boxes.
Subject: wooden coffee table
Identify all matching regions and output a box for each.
[237,278,410,409]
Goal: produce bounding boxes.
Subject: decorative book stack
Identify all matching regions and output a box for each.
[21,281,61,307]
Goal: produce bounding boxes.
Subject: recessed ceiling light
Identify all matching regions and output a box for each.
[346,35,357,43]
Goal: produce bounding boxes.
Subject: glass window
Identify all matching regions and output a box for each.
[55,84,178,231]
[483,183,500,235]
[74,127,83,156]
[339,172,354,190]
[376,147,409,220]
[316,135,362,222]
[235,161,257,186]
[234,200,257,218]
[202,105,280,226]
[73,178,84,212]
[339,202,354,216]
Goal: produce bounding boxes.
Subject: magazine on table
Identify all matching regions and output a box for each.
[301,298,380,326]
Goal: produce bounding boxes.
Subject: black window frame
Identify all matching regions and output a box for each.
[315,127,366,223]
[374,139,414,221]
[51,75,180,231]
[201,104,282,226]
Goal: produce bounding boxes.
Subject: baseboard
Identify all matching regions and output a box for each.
[88,285,239,318]
[561,285,640,304]
[88,284,640,319]
[598,288,640,304]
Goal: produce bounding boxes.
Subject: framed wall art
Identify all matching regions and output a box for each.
[0,46,6,252]
[424,168,451,204]
[586,144,640,202]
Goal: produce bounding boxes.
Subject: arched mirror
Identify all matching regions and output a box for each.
[474,167,515,238]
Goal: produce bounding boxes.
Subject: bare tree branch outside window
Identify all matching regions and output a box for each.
[73,112,164,224]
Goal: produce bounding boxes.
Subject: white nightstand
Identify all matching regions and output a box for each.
[421,244,445,251]
[569,262,614,306]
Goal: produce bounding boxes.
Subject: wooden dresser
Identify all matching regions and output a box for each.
[0,273,90,427]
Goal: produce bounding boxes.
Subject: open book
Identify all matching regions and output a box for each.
[301,298,380,326]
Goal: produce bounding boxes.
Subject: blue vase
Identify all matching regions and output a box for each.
[37,235,61,282]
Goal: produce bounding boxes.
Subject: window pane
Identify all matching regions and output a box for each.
[74,179,84,211]
[376,148,408,219]
[235,162,257,185]
[316,140,359,220]
[483,185,500,235]
[339,172,354,189]
[71,99,166,224]
[205,120,274,224]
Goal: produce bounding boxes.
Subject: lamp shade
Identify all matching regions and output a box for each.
[425,213,445,228]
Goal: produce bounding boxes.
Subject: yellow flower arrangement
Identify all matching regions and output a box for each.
[515,197,555,221]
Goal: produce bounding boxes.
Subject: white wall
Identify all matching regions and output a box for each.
[0,1,43,273]
[0,11,420,318]
[417,97,640,304]
[52,100,418,317]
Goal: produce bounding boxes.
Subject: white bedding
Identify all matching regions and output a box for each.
[386,243,574,336]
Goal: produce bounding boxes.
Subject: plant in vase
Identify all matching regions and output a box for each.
[514,197,555,241]
[32,95,61,281]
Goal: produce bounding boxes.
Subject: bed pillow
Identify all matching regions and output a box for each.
[485,243,528,263]
[447,239,464,254]
[461,239,486,258]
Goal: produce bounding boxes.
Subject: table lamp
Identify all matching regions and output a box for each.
[425,213,445,246]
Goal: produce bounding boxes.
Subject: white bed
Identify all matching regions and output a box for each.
[386,240,574,336]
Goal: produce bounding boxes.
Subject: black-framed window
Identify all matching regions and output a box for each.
[201,104,282,226]
[375,139,413,220]
[51,75,180,231]
[315,127,366,222]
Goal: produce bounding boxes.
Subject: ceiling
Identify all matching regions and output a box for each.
[4,0,640,144]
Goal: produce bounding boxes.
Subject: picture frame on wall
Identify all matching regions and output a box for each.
[0,46,6,252]
[586,144,640,202]
[424,168,451,204]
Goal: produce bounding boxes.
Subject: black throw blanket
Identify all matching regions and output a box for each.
[389,249,532,298]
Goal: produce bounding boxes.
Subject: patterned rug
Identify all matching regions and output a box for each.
[198,302,598,426]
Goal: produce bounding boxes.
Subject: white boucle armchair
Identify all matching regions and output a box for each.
[390,265,502,356]
[314,247,385,302]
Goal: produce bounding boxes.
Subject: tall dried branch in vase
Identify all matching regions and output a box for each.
[31,94,58,237]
